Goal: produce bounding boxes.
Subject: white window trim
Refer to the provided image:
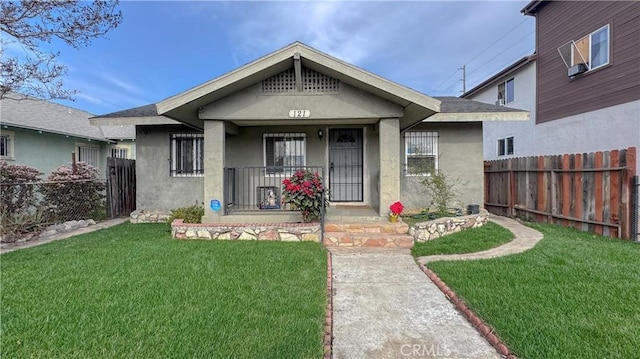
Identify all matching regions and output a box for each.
[262,133,307,176]
[0,130,15,160]
[404,131,438,176]
[497,136,514,157]
[569,24,610,71]
[76,142,100,168]
[170,133,204,177]
[497,78,515,105]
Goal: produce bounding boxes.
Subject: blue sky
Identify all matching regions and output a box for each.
[48,0,535,115]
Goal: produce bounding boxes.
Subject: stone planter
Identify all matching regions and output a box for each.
[408,209,489,242]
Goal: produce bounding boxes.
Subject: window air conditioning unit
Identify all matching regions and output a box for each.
[495,99,505,106]
[568,63,588,77]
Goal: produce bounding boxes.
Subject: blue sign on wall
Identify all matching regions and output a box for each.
[210,199,221,212]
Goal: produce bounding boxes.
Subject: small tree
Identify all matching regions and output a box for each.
[41,162,105,222]
[421,170,460,217]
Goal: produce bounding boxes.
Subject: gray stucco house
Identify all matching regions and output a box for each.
[92,42,527,223]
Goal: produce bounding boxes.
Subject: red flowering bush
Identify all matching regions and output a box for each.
[282,170,329,222]
[389,201,404,216]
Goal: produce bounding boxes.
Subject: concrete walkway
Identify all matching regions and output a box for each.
[330,215,543,359]
[418,215,543,264]
[0,218,129,254]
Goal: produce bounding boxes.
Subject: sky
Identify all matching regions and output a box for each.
[44,0,535,116]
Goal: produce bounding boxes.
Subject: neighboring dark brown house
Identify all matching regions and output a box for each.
[524,0,640,124]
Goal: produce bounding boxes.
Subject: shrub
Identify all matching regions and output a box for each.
[282,170,329,222]
[421,170,460,217]
[167,205,204,224]
[0,162,42,215]
[0,162,43,237]
[41,162,105,223]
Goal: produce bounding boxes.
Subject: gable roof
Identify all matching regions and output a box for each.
[1,92,135,141]
[461,54,536,99]
[155,41,441,129]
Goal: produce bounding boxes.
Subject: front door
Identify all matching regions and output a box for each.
[329,129,363,202]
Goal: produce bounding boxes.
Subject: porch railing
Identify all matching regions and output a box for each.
[223,166,325,213]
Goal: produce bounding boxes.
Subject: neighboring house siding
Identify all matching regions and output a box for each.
[400,122,484,211]
[535,1,640,123]
[2,126,107,176]
[135,126,203,211]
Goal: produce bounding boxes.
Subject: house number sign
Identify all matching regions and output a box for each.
[289,110,310,118]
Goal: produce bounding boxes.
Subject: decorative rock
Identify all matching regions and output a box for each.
[411,209,489,242]
[196,230,212,239]
[238,231,256,240]
[280,232,300,242]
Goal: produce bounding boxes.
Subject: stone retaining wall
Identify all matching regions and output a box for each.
[130,209,172,224]
[409,209,489,242]
[171,219,321,242]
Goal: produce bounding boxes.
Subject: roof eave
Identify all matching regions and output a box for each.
[89,116,181,127]
[461,54,536,98]
[522,0,545,16]
[3,123,112,142]
[425,111,530,122]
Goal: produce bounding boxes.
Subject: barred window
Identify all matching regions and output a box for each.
[109,147,128,159]
[405,131,438,176]
[171,133,204,177]
[77,144,99,168]
[263,133,306,174]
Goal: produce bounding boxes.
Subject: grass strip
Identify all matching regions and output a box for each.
[411,221,514,257]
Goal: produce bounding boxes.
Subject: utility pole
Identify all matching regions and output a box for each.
[459,65,466,94]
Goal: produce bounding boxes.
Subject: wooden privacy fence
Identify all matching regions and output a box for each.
[106,158,136,218]
[484,147,637,239]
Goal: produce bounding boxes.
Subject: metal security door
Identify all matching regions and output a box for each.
[329,129,363,202]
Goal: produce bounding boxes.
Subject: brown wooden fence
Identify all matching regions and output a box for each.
[484,147,637,239]
[106,158,136,218]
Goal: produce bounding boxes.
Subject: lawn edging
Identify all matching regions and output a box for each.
[418,263,517,359]
[409,209,490,242]
[171,219,321,242]
[324,251,333,359]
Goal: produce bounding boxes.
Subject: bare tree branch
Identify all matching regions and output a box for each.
[0,0,122,100]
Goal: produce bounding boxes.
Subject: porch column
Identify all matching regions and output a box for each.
[378,118,401,217]
[202,120,225,223]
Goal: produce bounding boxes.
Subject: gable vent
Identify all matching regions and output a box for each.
[261,68,340,93]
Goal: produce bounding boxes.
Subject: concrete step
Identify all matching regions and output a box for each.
[324,231,414,248]
[324,221,410,234]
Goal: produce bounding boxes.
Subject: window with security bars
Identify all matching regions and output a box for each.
[109,147,128,159]
[263,133,306,174]
[78,145,99,168]
[171,133,204,177]
[405,131,438,176]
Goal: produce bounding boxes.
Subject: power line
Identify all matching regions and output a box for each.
[463,17,530,66]
[433,67,462,92]
[467,30,534,75]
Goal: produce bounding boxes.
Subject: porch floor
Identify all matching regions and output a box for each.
[325,205,382,222]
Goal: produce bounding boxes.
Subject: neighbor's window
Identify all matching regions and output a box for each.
[109,146,128,159]
[264,133,306,174]
[77,143,99,167]
[0,131,14,159]
[170,133,204,177]
[572,24,610,70]
[497,78,515,105]
[497,137,514,157]
[405,131,438,176]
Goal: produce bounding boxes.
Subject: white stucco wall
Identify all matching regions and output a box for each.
[470,62,537,161]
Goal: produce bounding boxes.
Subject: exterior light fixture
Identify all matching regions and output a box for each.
[318,129,324,140]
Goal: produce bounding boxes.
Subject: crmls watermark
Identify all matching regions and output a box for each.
[399,343,451,357]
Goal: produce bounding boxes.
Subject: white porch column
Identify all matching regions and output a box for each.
[378,118,401,217]
[202,120,225,223]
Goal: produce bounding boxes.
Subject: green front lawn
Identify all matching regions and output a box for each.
[1,223,327,358]
[411,222,514,257]
[428,223,640,358]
